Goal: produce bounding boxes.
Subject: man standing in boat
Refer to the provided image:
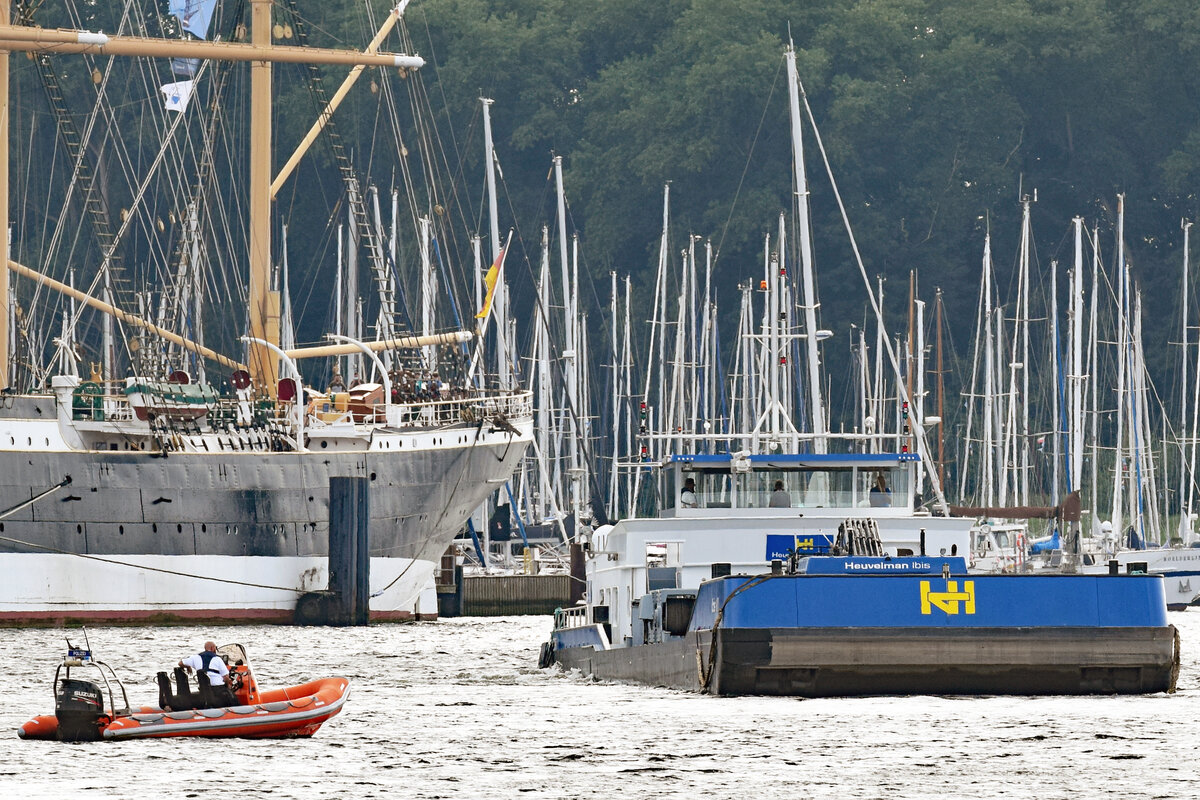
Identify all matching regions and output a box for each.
[180,641,237,707]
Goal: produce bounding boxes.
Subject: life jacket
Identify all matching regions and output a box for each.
[197,650,224,683]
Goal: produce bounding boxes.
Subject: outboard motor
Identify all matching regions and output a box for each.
[55,677,105,742]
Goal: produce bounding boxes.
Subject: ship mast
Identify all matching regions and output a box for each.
[0,0,9,390]
[247,0,279,392]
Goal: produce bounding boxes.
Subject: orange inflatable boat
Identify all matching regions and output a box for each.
[18,641,349,741]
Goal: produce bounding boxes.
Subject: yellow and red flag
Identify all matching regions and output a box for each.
[475,246,508,319]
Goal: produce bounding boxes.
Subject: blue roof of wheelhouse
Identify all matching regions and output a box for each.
[666,453,921,465]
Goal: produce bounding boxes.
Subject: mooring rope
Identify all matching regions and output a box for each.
[697,573,780,693]
[0,476,73,521]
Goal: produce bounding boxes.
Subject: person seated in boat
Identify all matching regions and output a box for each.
[680,478,698,508]
[769,480,791,508]
[869,472,892,507]
[180,641,238,708]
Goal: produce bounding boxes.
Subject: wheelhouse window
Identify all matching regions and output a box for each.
[859,466,909,508]
[672,470,732,509]
[734,468,855,508]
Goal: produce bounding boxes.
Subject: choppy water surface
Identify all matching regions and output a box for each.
[3,613,1199,799]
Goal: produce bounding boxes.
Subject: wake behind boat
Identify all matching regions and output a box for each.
[18,641,348,741]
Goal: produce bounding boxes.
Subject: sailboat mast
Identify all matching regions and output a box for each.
[786,43,826,453]
[906,272,915,416]
[536,227,552,520]
[983,235,995,507]
[481,97,504,386]
[1089,225,1101,536]
[915,296,926,495]
[1112,196,1127,541]
[1051,263,1060,503]
[1018,196,1032,506]
[609,270,620,513]
[1071,219,1085,495]
[936,289,946,490]
[0,0,7,390]
[1181,220,1193,536]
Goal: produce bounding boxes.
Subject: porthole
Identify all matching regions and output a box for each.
[119,525,124,535]
[320,440,328,449]
[76,524,82,534]
[370,472,377,481]
[177,523,183,533]
[201,524,207,533]
[152,523,158,533]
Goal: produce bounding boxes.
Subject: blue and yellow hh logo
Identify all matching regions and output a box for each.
[920,580,976,615]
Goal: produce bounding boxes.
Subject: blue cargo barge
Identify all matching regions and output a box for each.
[547,556,1178,696]
[542,454,1179,696]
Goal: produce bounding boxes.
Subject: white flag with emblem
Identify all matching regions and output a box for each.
[160,80,195,113]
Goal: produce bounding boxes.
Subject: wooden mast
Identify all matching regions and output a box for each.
[247,0,278,392]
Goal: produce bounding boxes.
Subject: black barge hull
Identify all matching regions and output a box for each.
[552,626,1180,696]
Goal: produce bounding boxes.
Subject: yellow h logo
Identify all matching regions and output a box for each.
[793,536,814,551]
[920,580,976,615]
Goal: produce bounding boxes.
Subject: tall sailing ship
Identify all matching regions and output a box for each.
[0,1,533,623]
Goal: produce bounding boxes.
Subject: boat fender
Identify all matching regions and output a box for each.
[537,640,555,669]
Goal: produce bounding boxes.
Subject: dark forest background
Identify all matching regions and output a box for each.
[409,0,1200,420]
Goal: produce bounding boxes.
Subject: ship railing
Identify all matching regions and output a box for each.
[74,385,532,437]
[355,390,533,430]
[99,396,139,422]
[553,605,589,631]
[66,384,140,422]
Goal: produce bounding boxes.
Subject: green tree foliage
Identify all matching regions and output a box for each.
[416,0,1200,400]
